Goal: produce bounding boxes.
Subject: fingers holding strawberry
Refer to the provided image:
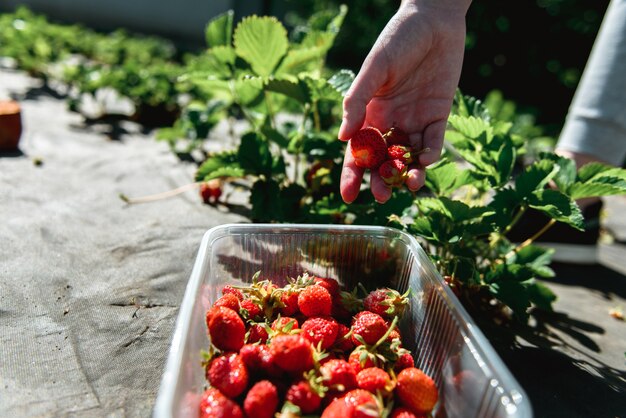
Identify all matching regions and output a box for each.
[341,126,430,204]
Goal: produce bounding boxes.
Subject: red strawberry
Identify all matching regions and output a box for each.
[350,127,387,169]
[394,352,415,371]
[279,289,300,316]
[200,179,222,204]
[298,285,332,317]
[387,328,402,342]
[351,311,388,346]
[348,348,377,372]
[364,288,409,319]
[247,323,269,344]
[206,353,249,398]
[320,359,357,393]
[240,298,263,320]
[356,367,393,393]
[286,380,323,414]
[395,367,439,415]
[379,159,407,188]
[301,316,339,350]
[243,380,279,418]
[334,323,354,352]
[222,285,243,300]
[271,316,299,333]
[259,345,284,378]
[214,293,240,311]
[206,306,245,352]
[343,389,381,418]
[387,145,414,164]
[390,407,422,418]
[314,277,340,298]
[384,126,410,146]
[199,388,244,418]
[321,396,353,418]
[239,344,265,373]
[269,334,314,373]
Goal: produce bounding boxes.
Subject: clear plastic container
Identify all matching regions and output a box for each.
[154,224,532,418]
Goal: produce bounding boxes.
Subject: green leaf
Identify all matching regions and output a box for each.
[205,10,234,47]
[237,131,273,176]
[276,47,325,75]
[195,151,243,181]
[264,76,310,104]
[515,159,559,199]
[489,279,531,321]
[447,115,492,141]
[250,179,283,221]
[417,197,494,223]
[511,245,555,278]
[569,163,626,199]
[211,46,236,67]
[261,120,290,148]
[540,153,576,191]
[525,280,557,310]
[569,180,626,200]
[278,183,306,221]
[327,69,355,97]
[303,75,343,103]
[486,263,536,283]
[576,162,614,182]
[528,189,584,230]
[233,16,288,77]
[235,75,264,105]
[496,140,515,186]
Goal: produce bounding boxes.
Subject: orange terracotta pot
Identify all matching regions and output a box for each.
[0,100,22,152]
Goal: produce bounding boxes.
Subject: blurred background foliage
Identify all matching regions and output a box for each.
[278,0,610,135]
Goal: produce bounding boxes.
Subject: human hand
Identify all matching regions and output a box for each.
[339,0,470,203]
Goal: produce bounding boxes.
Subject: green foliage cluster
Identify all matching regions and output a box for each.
[0,6,182,119]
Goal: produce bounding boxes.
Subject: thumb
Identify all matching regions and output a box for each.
[338,61,386,141]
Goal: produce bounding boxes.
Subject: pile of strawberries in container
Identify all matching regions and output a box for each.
[201,273,438,418]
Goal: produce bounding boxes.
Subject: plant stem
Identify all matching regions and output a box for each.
[505,218,556,258]
[490,205,527,249]
[264,91,276,129]
[119,182,200,204]
[312,100,321,132]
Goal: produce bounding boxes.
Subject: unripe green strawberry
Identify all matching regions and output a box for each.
[379,159,407,188]
[350,127,387,169]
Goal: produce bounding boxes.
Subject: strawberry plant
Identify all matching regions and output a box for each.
[386,91,626,322]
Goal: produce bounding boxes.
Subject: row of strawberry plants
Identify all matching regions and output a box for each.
[0,6,182,122]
